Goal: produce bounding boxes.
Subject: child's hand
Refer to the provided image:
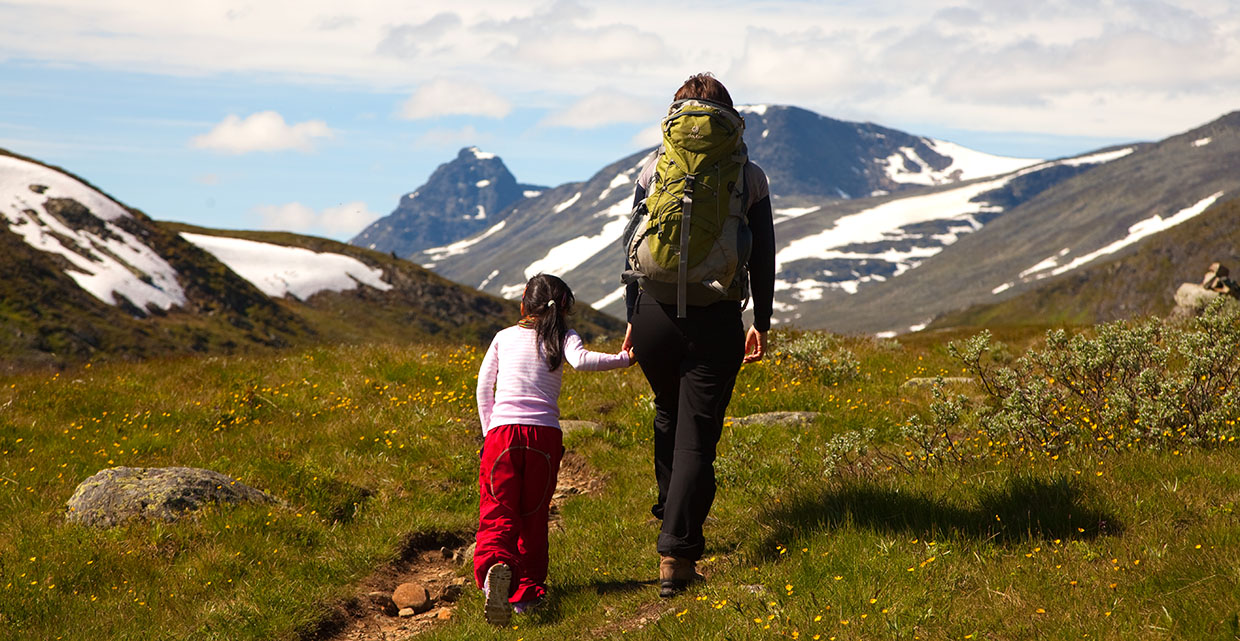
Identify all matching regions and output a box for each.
[623,346,637,366]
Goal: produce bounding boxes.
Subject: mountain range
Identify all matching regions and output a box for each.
[361,105,1237,335]
[4,103,1237,370]
[0,149,618,371]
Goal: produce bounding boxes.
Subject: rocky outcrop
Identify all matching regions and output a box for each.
[66,466,278,528]
[1173,282,1222,317]
[1172,263,1240,318]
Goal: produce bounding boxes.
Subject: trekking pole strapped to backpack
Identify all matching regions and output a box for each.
[622,99,752,318]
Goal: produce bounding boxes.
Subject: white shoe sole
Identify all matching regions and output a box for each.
[484,563,512,626]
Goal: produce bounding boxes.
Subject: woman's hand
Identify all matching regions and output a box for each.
[743,327,766,364]
[622,323,637,366]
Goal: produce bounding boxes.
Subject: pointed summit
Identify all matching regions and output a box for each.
[351,147,544,256]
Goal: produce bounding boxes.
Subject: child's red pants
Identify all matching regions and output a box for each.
[474,423,563,603]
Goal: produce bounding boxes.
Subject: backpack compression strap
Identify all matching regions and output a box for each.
[678,174,694,318]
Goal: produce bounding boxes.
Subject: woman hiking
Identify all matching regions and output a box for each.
[621,72,776,596]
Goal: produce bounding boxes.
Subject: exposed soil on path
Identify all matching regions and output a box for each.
[590,600,677,638]
[311,451,604,641]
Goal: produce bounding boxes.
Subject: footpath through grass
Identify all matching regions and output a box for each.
[1,326,1239,640]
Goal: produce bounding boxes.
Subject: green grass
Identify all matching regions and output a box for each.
[2,329,1239,640]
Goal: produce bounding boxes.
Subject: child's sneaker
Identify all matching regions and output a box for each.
[512,596,544,615]
[483,563,512,626]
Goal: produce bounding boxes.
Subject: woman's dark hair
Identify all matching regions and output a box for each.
[522,273,575,371]
[673,72,733,109]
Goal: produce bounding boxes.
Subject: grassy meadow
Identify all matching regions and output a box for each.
[1,319,1239,640]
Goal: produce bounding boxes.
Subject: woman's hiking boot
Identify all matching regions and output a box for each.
[659,556,703,597]
[483,563,512,626]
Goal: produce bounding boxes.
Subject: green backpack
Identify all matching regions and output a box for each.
[622,98,752,317]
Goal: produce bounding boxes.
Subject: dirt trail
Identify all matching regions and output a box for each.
[317,451,604,641]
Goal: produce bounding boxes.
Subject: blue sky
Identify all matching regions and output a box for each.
[2,0,1238,241]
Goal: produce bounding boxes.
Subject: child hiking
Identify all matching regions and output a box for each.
[474,273,633,626]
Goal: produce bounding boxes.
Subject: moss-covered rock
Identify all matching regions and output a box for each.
[65,466,278,528]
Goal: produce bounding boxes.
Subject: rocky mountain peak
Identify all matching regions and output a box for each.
[352,147,545,256]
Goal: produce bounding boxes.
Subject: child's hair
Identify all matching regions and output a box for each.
[522,273,576,371]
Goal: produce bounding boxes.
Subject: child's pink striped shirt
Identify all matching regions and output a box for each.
[476,326,629,435]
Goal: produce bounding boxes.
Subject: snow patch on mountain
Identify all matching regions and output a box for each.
[468,147,496,160]
[181,232,391,300]
[598,171,636,202]
[553,192,582,214]
[592,285,627,311]
[522,197,630,282]
[0,154,187,312]
[774,206,822,224]
[1193,137,1212,148]
[993,191,1226,293]
[421,220,508,265]
[884,140,1040,186]
[776,177,1007,301]
[1055,147,1134,167]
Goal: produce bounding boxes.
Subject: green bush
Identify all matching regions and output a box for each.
[770,330,860,386]
[933,300,1240,461]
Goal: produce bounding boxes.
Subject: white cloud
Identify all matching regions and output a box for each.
[255,201,382,238]
[400,78,511,120]
[630,123,662,149]
[377,13,463,58]
[256,202,317,231]
[540,91,658,129]
[191,111,333,154]
[4,1,1240,142]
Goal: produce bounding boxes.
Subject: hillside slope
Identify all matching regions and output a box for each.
[928,195,1240,328]
[811,111,1240,334]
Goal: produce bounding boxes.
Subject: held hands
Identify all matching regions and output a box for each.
[743,327,767,364]
[621,323,637,366]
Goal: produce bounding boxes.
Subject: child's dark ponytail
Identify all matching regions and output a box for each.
[521,274,575,371]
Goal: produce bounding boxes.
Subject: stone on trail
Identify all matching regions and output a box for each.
[392,581,432,612]
[726,411,821,427]
[65,466,278,528]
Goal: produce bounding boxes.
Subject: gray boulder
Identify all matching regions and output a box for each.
[66,466,278,528]
[1174,282,1220,313]
[727,411,821,427]
[901,377,974,389]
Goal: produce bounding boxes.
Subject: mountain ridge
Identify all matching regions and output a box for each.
[0,148,621,371]
[382,106,1239,335]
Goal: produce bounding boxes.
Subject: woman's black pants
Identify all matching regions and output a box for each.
[629,293,745,561]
